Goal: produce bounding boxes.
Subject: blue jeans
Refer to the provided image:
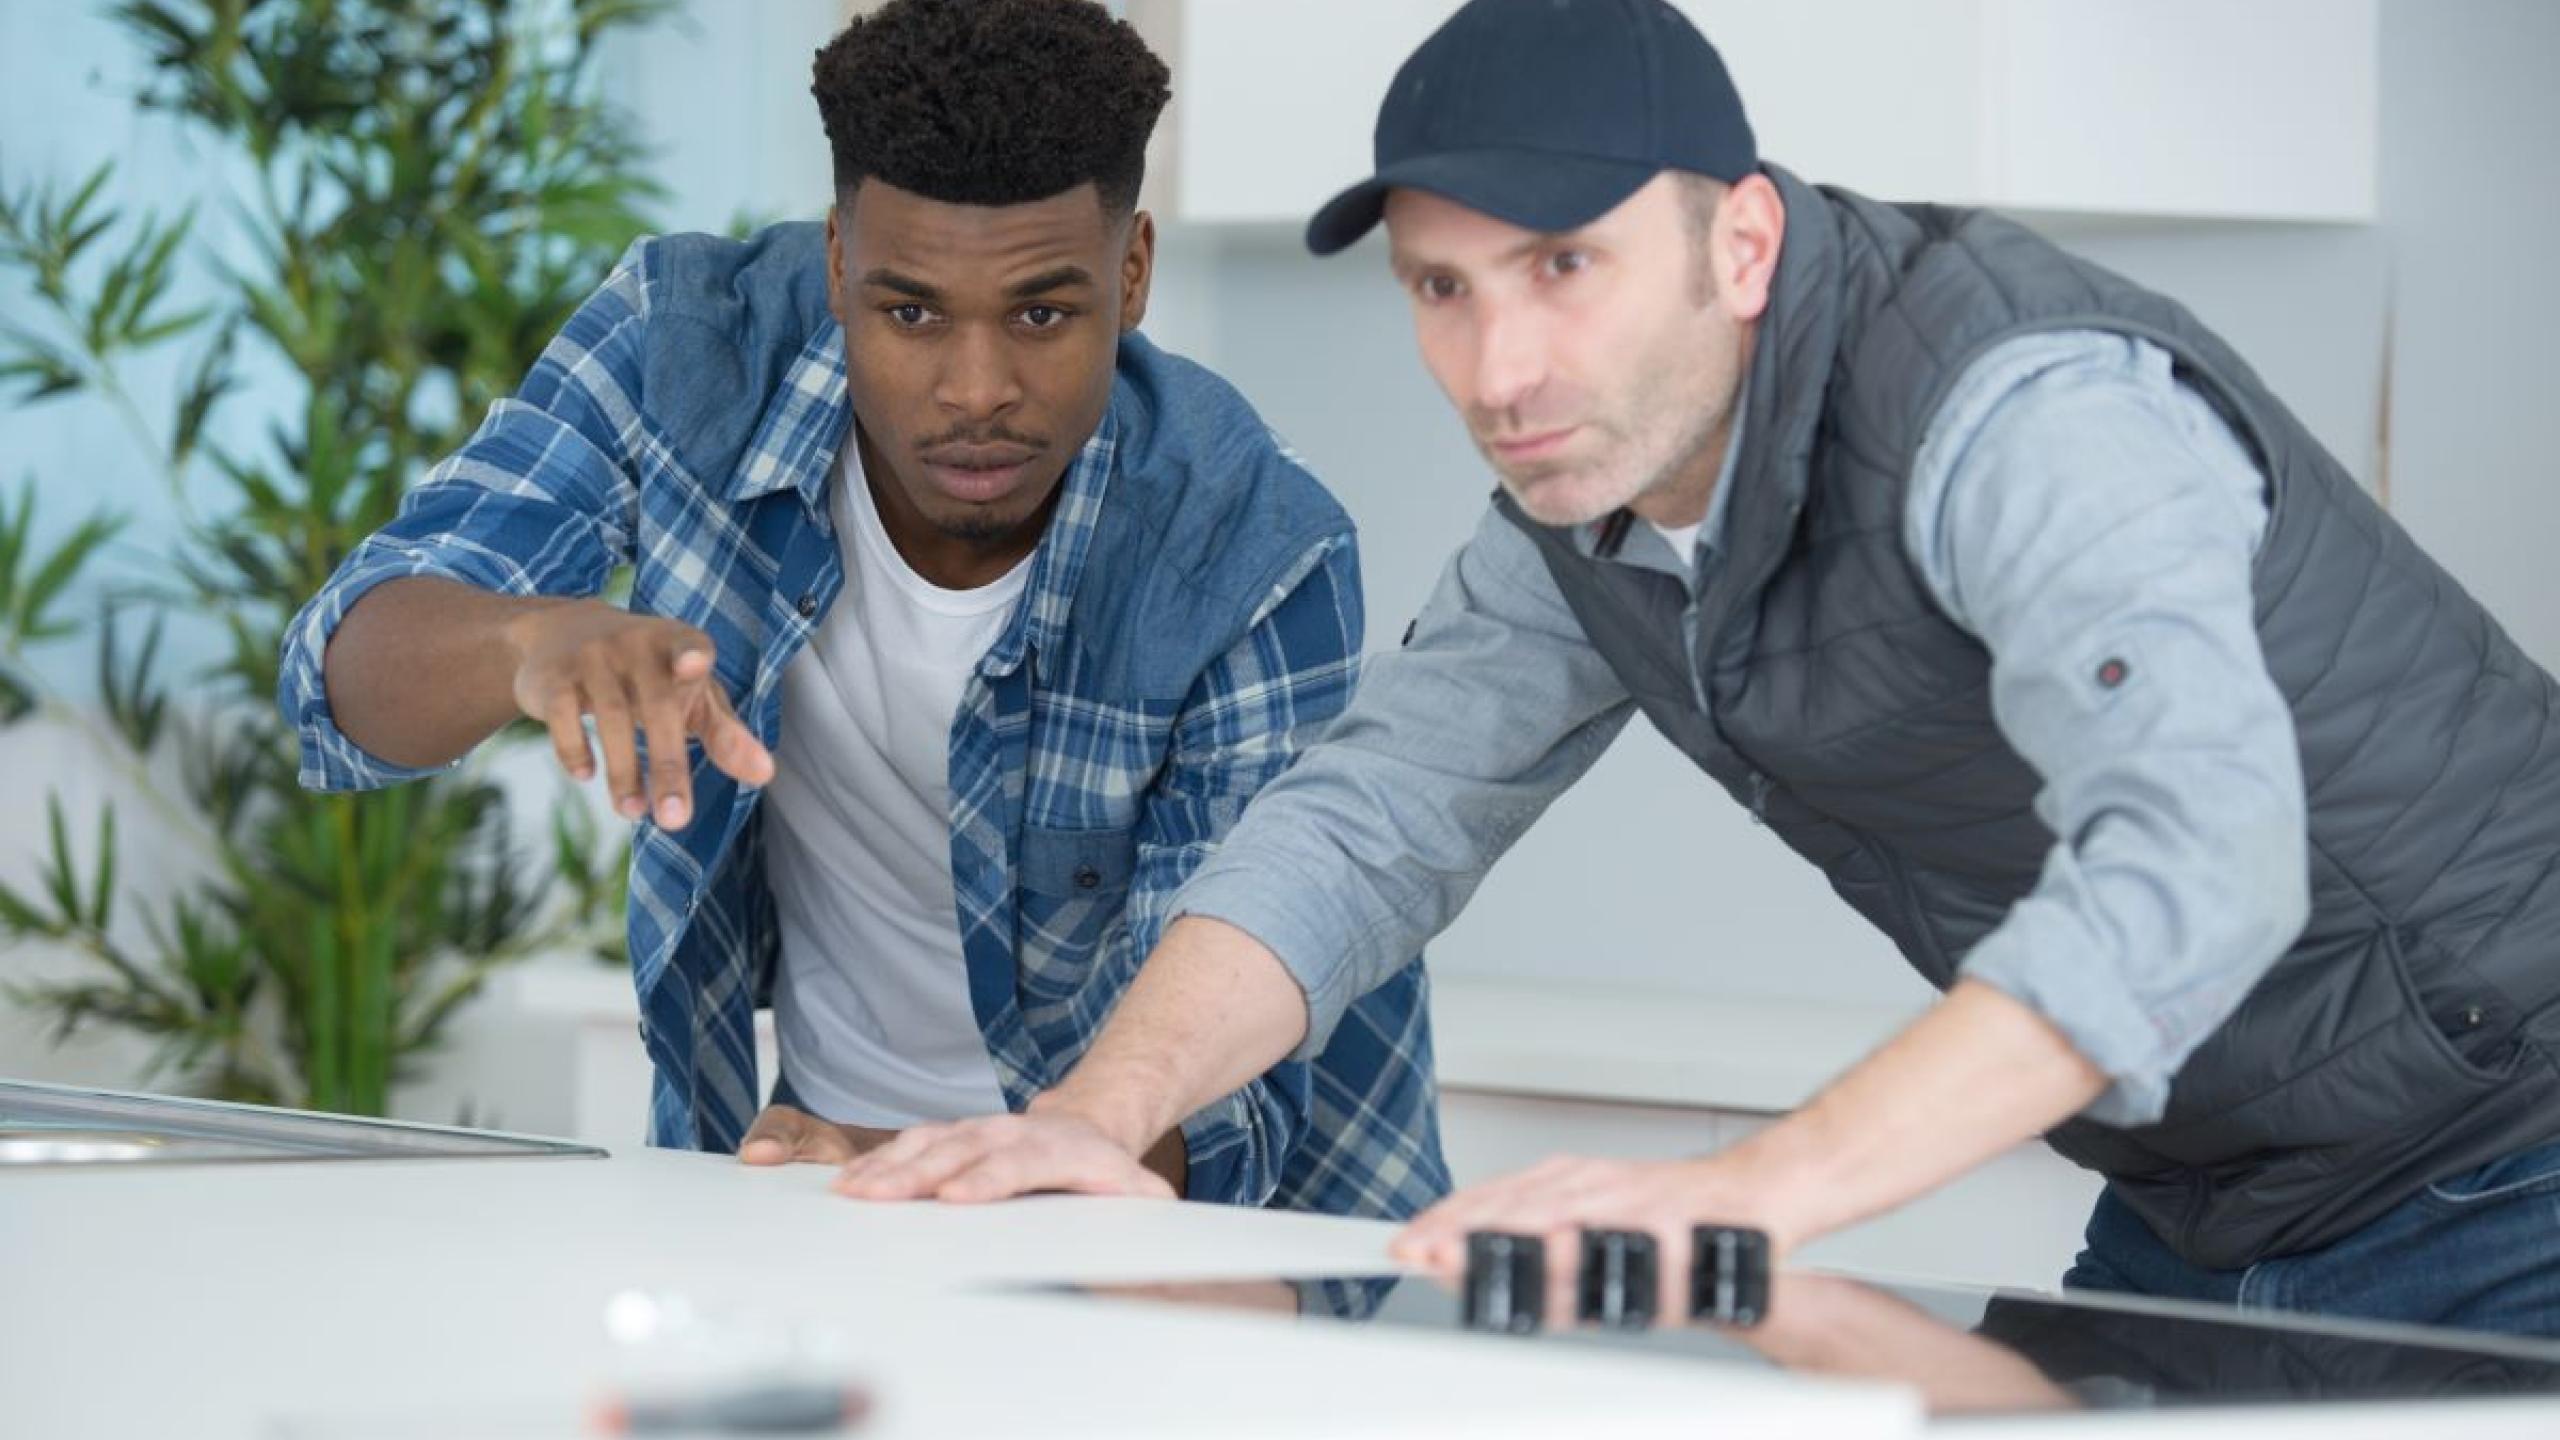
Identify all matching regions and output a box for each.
[2062,1137,2560,1338]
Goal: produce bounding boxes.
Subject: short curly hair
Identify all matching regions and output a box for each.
[811,0,1173,216]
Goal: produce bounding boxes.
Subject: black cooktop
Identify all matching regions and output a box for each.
[1059,1269,2560,1417]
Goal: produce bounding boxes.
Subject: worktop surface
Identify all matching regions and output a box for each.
[7,1100,2559,1440]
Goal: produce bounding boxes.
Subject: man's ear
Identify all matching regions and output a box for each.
[1714,173,1786,325]
[823,196,852,324]
[1119,210,1156,333]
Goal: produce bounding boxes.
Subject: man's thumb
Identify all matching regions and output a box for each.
[739,1106,807,1164]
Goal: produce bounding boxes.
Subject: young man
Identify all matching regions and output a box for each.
[840,0,2560,1335]
[278,0,1447,1220]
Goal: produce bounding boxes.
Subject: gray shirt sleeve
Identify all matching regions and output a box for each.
[1173,504,1637,1060]
[1908,330,2312,1127]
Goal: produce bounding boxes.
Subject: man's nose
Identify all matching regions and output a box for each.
[935,322,1025,420]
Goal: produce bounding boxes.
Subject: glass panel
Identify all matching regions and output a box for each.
[1055,1269,2560,1415]
[0,1079,605,1166]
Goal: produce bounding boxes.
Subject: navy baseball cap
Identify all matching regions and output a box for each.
[1306,0,1756,256]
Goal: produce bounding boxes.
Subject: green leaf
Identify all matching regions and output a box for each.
[0,660,35,725]
[43,794,82,927]
[0,481,26,619]
[56,162,113,250]
[89,804,117,931]
[0,875,53,934]
[170,321,240,466]
[127,303,213,350]
[0,347,86,404]
[12,510,123,645]
[90,251,135,356]
[121,208,194,331]
[99,609,169,751]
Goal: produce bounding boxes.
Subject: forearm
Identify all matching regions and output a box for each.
[1729,978,2106,1252]
[322,575,574,767]
[1033,915,1310,1158]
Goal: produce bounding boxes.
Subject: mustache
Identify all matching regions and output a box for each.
[916,424,1049,452]
[1468,403,1581,439]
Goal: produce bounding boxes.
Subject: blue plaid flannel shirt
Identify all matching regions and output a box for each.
[278,225,1449,1218]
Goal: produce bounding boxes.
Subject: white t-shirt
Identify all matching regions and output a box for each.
[1647,518,1706,572]
[763,440,1029,1127]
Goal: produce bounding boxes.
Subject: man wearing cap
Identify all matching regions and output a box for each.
[837,0,2560,1333]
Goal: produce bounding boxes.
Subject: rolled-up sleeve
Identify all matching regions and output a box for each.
[1174,504,1636,1060]
[278,244,652,791]
[1910,331,2312,1126]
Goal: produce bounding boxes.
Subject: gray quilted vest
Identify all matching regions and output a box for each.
[1502,167,2560,1269]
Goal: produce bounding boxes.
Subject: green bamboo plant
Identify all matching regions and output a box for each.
[0,0,668,1114]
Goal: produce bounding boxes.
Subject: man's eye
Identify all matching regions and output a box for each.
[1020,305,1067,329]
[886,304,932,327]
[1414,275,1462,303]
[1544,249,1591,278]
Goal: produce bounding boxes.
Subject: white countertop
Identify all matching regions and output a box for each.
[4,1140,1909,1440]
[8,1118,2560,1439]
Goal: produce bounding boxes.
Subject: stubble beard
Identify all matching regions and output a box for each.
[1490,371,1732,531]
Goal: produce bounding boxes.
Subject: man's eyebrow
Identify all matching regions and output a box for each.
[1388,249,1450,283]
[859,269,941,301]
[1393,229,1582,279]
[1007,265,1096,299]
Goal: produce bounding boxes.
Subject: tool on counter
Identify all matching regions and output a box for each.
[1689,1223,1771,1328]
[596,1381,870,1435]
[1575,1228,1659,1329]
[596,1289,870,1434]
[1461,1230,1546,1333]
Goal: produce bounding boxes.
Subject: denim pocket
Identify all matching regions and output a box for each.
[1017,824,1138,899]
[2423,1136,2560,1208]
[1013,825,1140,1006]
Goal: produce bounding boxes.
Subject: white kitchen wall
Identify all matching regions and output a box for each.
[593,0,845,235]
[2375,2,2560,673]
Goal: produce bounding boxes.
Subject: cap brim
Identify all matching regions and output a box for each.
[1304,149,1662,256]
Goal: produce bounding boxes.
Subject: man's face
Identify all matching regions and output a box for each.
[825,179,1151,571]
[1384,173,1764,529]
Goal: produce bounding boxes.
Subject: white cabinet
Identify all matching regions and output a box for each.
[1129,0,2377,226]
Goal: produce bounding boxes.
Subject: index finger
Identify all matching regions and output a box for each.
[835,1121,949,1184]
[694,679,775,788]
[834,1124,990,1200]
